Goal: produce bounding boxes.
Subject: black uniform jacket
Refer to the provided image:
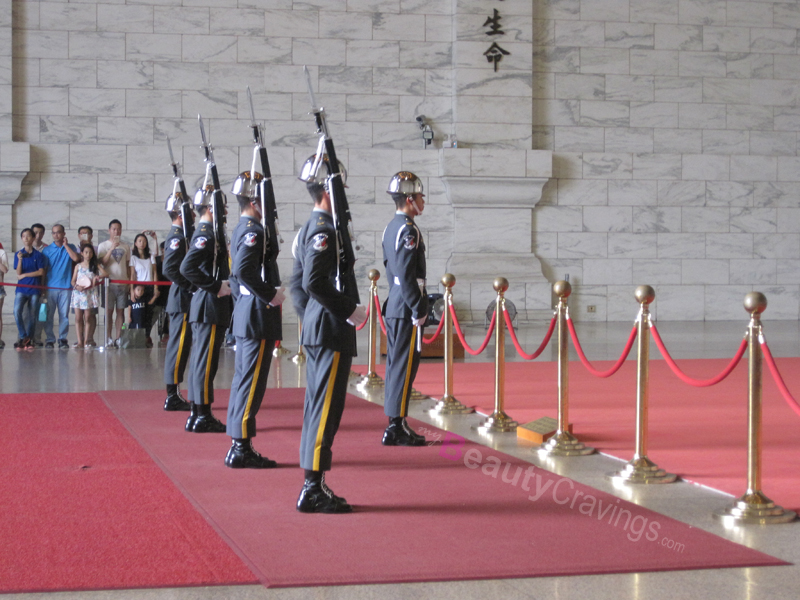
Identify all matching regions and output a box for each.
[382,212,428,321]
[180,220,232,327]
[230,215,282,340]
[290,209,358,355]
[162,224,194,314]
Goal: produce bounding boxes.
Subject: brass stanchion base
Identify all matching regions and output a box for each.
[291,352,306,364]
[713,491,797,525]
[538,431,595,457]
[409,389,429,401]
[607,456,678,485]
[474,411,518,433]
[356,372,384,390]
[273,343,291,357]
[428,395,474,416]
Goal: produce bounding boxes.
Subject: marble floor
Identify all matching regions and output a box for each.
[1,320,799,600]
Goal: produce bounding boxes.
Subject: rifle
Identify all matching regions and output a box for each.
[303,66,359,300]
[197,114,230,281]
[166,136,194,247]
[246,86,282,287]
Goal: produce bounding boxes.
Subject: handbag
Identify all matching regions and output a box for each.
[76,274,92,289]
[119,328,146,349]
[38,299,48,322]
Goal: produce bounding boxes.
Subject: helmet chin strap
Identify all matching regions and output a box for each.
[409,196,421,216]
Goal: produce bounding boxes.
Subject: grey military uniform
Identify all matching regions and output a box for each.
[290,209,358,472]
[180,221,232,407]
[162,224,194,392]
[226,215,282,439]
[382,212,428,418]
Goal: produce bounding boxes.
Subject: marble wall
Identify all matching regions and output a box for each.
[5,0,800,322]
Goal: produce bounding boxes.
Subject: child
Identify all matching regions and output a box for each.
[127,284,148,332]
[70,243,100,348]
[0,241,8,349]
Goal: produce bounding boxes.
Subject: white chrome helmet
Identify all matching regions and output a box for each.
[193,183,227,208]
[164,191,187,213]
[298,154,347,186]
[231,170,264,199]
[387,171,423,196]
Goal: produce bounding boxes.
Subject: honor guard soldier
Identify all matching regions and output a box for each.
[381,172,428,446]
[162,191,194,412]
[224,171,286,468]
[180,184,232,433]
[290,155,367,513]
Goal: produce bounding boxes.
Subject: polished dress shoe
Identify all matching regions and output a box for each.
[164,394,191,412]
[185,404,199,431]
[191,408,226,433]
[381,417,426,446]
[225,439,277,469]
[297,474,352,514]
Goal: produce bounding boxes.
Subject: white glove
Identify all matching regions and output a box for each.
[269,286,286,307]
[347,304,368,327]
[413,314,427,327]
[217,280,231,297]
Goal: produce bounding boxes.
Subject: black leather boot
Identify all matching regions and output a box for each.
[296,470,352,514]
[191,404,226,433]
[164,384,191,411]
[225,438,277,469]
[382,417,426,446]
[185,403,198,431]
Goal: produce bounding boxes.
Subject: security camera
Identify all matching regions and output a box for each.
[415,115,426,128]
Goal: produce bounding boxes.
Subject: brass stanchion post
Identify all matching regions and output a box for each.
[538,280,594,457]
[475,277,518,433]
[291,319,305,364]
[713,293,796,524]
[608,285,676,484]
[358,269,384,389]
[429,274,473,415]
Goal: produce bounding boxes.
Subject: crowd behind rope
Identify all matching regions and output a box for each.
[0,220,174,351]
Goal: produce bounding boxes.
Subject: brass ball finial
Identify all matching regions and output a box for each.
[634,285,655,305]
[744,292,767,315]
[553,280,572,298]
[493,277,509,293]
[441,273,456,288]
[368,269,380,282]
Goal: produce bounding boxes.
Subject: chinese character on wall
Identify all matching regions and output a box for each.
[482,4,510,71]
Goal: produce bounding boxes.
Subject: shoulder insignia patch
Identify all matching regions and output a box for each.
[194,236,207,250]
[243,232,258,247]
[169,238,181,251]
[312,233,328,252]
[403,233,416,250]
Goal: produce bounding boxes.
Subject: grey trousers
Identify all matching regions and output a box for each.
[163,311,192,388]
[383,318,421,418]
[226,336,275,439]
[188,322,224,406]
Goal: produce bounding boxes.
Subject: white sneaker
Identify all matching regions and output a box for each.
[113,338,121,348]
[107,338,114,348]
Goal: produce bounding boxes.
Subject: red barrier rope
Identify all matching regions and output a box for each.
[504,312,556,360]
[449,303,496,356]
[760,338,800,419]
[373,293,387,336]
[109,279,171,286]
[0,281,73,291]
[355,298,370,331]
[422,313,445,345]
[567,316,637,378]
[650,323,747,387]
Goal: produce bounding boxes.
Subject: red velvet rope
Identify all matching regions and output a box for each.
[373,293,387,336]
[760,338,800,419]
[651,323,747,387]
[109,279,171,286]
[567,317,638,378]
[355,298,370,331]
[422,312,445,344]
[0,281,72,291]
[504,312,556,360]
[449,303,496,356]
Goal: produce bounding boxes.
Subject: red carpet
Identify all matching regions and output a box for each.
[0,393,258,594]
[358,357,800,510]
[101,388,787,588]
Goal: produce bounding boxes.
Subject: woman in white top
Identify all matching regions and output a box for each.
[129,232,160,346]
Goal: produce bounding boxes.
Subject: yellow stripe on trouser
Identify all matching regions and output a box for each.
[173,315,188,383]
[313,351,340,471]
[242,340,266,439]
[399,327,417,417]
[203,324,216,405]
